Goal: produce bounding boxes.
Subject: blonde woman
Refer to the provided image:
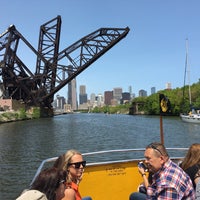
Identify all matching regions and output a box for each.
[54,150,91,200]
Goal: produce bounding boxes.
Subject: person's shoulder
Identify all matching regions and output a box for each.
[16,189,48,200]
[170,159,186,172]
[166,160,189,177]
[65,187,76,194]
[185,164,199,176]
[63,188,76,200]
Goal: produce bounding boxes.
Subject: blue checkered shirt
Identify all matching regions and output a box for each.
[146,159,195,199]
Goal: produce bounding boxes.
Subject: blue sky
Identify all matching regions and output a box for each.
[1,0,200,98]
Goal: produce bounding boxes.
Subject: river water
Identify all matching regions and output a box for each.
[0,113,200,199]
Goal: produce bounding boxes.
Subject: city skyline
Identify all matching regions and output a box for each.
[59,82,171,102]
[54,80,176,110]
[59,83,161,105]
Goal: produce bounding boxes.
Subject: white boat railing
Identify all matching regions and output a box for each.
[30,148,188,187]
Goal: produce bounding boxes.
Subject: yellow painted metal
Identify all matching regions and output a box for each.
[79,160,144,200]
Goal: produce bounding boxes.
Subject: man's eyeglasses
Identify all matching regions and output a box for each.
[147,143,163,155]
[67,161,86,169]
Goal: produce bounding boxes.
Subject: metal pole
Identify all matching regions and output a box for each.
[160,115,164,144]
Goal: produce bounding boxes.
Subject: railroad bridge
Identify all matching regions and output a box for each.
[129,102,145,115]
[0,16,129,116]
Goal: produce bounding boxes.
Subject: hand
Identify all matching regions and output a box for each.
[138,166,145,175]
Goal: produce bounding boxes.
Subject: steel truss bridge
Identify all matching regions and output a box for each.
[0,15,129,115]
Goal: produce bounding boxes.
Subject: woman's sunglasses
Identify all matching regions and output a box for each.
[67,161,86,169]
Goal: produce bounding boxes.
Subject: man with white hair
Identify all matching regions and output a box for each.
[130,142,195,200]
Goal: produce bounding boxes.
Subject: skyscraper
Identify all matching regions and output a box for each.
[151,87,156,94]
[113,87,122,104]
[97,93,104,107]
[68,79,77,110]
[79,85,86,94]
[104,91,113,105]
[55,95,66,110]
[67,65,77,111]
[121,92,130,104]
[139,89,147,97]
[79,85,87,104]
[128,85,133,99]
[90,93,96,104]
[165,82,172,90]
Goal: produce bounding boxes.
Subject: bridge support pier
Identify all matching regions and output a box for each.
[40,107,54,117]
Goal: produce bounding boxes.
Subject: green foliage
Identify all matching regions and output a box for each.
[90,82,200,116]
[144,94,159,114]
[91,107,102,113]
[91,104,130,114]
[19,108,27,119]
[0,112,19,121]
[32,107,41,119]
[130,81,200,115]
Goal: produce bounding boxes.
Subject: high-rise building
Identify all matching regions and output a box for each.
[54,95,66,110]
[90,93,96,104]
[166,82,172,90]
[67,65,77,111]
[104,91,113,105]
[139,89,147,97]
[151,87,156,94]
[79,94,87,104]
[97,93,104,107]
[79,85,87,104]
[68,79,77,110]
[128,86,133,99]
[89,93,97,107]
[113,87,122,104]
[121,92,130,104]
[80,85,86,94]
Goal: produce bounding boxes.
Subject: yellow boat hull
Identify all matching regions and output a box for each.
[79,160,143,200]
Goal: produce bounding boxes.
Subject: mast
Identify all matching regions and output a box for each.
[186,39,192,106]
[183,38,191,108]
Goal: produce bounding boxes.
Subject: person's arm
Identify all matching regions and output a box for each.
[157,187,179,200]
[142,173,149,188]
[196,178,200,199]
[61,188,76,200]
[155,186,195,200]
[138,166,149,188]
[194,169,200,185]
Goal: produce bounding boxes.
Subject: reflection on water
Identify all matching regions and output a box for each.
[0,113,199,199]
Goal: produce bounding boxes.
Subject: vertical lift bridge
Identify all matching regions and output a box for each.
[0,16,129,115]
